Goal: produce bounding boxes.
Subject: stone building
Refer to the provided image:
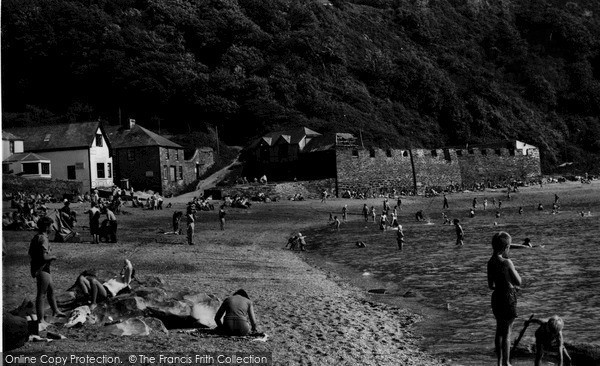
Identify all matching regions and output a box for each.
[106,120,214,196]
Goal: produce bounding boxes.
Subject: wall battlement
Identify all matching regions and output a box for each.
[335,143,541,195]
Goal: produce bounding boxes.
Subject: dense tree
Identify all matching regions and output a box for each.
[2,0,599,173]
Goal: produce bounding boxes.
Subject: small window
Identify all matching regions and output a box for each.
[163,165,168,180]
[369,149,376,158]
[509,149,515,156]
[127,150,135,161]
[97,163,105,178]
[41,163,50,175]
[67,165,76,180]
[456,150,463,156]
[431,150,438,157]
[169,166,176,181]
[481,149,488,156]
[495,149,502,155]
[176,150,179,160]
[107,163,112,178]
[403,150,409,157]
[96,134,103,147]
[178,166,183,180]
[9,141,15,153]
[3,164,10,174]
[468,149,474,154]
[166,149,170,160]
[44,134,51,142]
[386,149,392,157]
[22,163,39,174]
[352,150,359,157]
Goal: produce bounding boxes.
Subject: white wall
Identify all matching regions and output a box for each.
[41,149,90,191]
[2,140,24,159]
[89,127,114,190]
[515,140,537,155]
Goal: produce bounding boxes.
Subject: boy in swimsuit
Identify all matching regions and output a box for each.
[29,217,66,327]
[454,219,464,246]
[487,232,522,366]
[524,315,570,366]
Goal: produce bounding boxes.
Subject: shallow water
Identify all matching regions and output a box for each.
[306,189,600,365]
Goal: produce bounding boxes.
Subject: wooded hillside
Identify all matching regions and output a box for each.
[2,0,599,173]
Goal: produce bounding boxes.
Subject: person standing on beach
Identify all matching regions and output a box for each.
[483,198,488,211]
[29,217,66,328]
[370,206,376,223]
[85,203,101,244]
[443,194,449,209]
[454,219,464,246]
[342,205,348,222]
[362,204,369,222]
[219,206,226,230]
[186,205,195,245]
[472,197,478,209]
[487,232,521,366]
[397,196,402,211]
[397,225,404,250]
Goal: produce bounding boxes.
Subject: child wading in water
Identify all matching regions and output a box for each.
[454,219,464,246]
[525,315,571,366]
[487,232,522,366]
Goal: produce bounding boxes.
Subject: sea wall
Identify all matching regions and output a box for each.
[216,179,337,200]
[457,147,542,186]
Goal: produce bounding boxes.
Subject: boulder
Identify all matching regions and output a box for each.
[64,305,91,328]
[143,317,169,335]
[3,312,28,351]
[104,317,150,336]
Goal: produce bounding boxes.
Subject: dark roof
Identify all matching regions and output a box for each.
[7,122,105,152]
[2,131,22,140]
[3,152,50,163]
[248,127,321,149]
[303,134,336,153]
[105,124,182,149]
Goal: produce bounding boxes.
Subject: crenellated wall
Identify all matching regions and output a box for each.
[334,145,541,196]
[335,147,414,195]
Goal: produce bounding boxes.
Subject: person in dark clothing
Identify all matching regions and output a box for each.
[172,211,183,235]
[214,289,259,336]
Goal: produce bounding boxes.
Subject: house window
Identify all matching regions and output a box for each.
[9,141,15,153]
[163,165,168,180]
[495,149,502,155]
[352,149,359,157]
[178,166,183,180]
[41,163,50,175]
[369,149,376,158]
[107,163,112,178]
[127,150,135,161]
[3,164,10,174]
[166,149,170,160]
[67,165,76,180]
[456,150,463,156]
[169,166,176,181]
[509,149,515,156]
[97,163,105,178]
[386,149,392,157]
[44,134,51,142]
[175,150,179,160]
[96,134,103,147]
[482,149,488,156]
[403,151,409,157]
[431,150,438,157]
[468,149,474,154]
[22,163,39,175]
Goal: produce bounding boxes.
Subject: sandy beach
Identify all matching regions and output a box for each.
[2,197,443,365]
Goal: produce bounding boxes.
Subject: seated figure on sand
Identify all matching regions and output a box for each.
[214,289,259,336]
[525,315,571,366]
[74,259,134,308]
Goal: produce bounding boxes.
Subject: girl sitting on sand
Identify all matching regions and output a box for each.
[214,289,259,336]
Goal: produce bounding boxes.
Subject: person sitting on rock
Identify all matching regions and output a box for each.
[214,289,259,336]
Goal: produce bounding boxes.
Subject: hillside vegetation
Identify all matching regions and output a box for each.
[2,0,600,173]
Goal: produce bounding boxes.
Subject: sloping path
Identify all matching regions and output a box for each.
[172,155,239,203]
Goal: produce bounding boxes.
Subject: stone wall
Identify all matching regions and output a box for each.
[335,145,542,195]
[335,147,415,196]
[412,149,462,189]
[457,147,541,186]
[217,179,336,200]
[2,174,83,198]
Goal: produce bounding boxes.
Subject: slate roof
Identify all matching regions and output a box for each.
[105,124,182,149]
[2,131,22,140]
[7,122,106,152]
[3,152,51,163]
[248,127,321,149]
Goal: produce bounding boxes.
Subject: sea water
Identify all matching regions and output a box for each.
[306,210,600,365]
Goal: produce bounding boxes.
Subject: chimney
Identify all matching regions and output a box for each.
[127,118,136,130]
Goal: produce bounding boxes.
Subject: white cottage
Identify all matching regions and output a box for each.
[7,122,114,193]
